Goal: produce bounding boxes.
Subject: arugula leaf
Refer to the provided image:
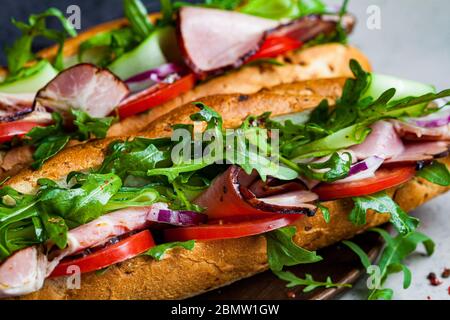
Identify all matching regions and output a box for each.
[266,226,322,272]
[31,135,70,170]
[343,228,435,300]
[26,110,115,169]
[145,240,195,260]
[274,270,351,292]
[6,8,77,74]
[123,0,154,40]
[296,152,351,182]
[417,161,450,186]
[317,202,330,223]
[38,173,122,225]
[349,191,419,235]
[39,211,68,249]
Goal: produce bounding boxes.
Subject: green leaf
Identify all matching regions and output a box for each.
[145,240,195,260]
[274,270,351,292]
[417,161,450,186]
[342,240,371,269]
[317,202,330,223]
[38,173,122,225]
[31,135,70,170]
[296,152,352,182]
[345,229,435,300]
[39,211,68,249]
[123,0,154,40]
[266,226,322,272]
[72,109,115,140]
[6,8,77,74]
[349,192,419,235]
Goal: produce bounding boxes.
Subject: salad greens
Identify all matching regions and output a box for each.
[349,191,419,235]
[266,226,322,272]
[344,228,435,300]
[26,110,115,169]
[417,161,450,186]
[274,270,351,292]
[5,8,77,76]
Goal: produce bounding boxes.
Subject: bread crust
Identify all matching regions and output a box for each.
[5,78,448,300]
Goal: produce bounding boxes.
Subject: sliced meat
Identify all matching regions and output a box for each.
[385,141,449,163]
[46,203,168,273]
[178,6,279,77]
[0,246,47,298]
[0,92,35,122]
[1,145,34,171]
[194,165,317,221]
[269,13,355,42]
[350,121,405,160]
[392,120,450,141]
[34,63,129,118]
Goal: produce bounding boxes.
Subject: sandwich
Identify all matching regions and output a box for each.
[0,0,368,180]
[0,59,449,299]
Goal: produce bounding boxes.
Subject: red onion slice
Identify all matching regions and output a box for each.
[333,156,384,184]
[124,63,186,93]
[408,104,450,128]
[151,209,207,226]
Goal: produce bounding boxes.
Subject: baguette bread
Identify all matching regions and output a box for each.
[5,78,448,300]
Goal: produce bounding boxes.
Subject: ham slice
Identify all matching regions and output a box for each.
[0,246,47,298]
[385,141,449,163]
[392,120,450,141]
[34,63,129,118]
[178,6,278,77]
[178,6,354,79]
[350,121,405,160]
[194,165,317,221]
[0,92,35,122]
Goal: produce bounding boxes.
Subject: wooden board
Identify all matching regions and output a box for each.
[193,231,383,300]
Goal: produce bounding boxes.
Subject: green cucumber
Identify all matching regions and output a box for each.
[0,61,58,93]
[108,26,179,80]
[362,73,435,102]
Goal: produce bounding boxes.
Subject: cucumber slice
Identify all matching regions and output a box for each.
[0,61,58,94]
[108,26,178,80]
[362,73,436,102]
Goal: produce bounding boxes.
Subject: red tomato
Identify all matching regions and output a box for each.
[164,215,302,242]
[247,36,303,63]
[313,165,417,200]
[117,73,196,119]
[0,121,47,144]
[50,230,155,278]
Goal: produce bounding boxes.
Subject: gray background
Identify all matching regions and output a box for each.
[1,0,449,300]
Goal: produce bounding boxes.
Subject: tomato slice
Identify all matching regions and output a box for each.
[0,121,47,144]
[164,215,302,242]
[247,36,303,63]
[50,230,155,278]
[117,73,196,119]
[313,165,417,200]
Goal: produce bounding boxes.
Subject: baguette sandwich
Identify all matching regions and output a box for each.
[0,0,368,180]
[1,59,450,299]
